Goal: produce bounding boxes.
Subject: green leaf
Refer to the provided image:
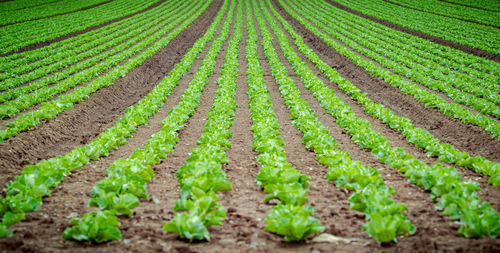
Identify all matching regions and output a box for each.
[62,211,122,243]
[163,213,210,241]
[264,204,324,241]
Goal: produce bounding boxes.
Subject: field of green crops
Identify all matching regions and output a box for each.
[0,0,498,252]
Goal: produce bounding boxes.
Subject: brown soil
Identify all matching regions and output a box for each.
[0,0,499,252]
[0,0,168,57]
[0,0,114,28]
[0,0,222,187]
[323,0,500,62]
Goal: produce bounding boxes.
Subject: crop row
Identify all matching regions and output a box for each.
[0,0,162,54]
[388,0,499,26]
[269,0,500,238]
[0,0,218,238]
[64,0,232,242]
[0,0,109,26]
[256,0,416,242]
[245,0,324,241]
[443,0,500,11]
[279,0,500,139]
[0,0,193,111]
[0,0,210,143]
[300,0,499,103]
[0,0,61,11]
[0,0,173,68]
[303,0,499,89]
[330,0,500,54]
[268,1,499,185]
[287,0,499,119]
[0,0,193,110]
[0,0,185,91]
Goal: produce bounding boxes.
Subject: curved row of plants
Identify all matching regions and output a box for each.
[0,0,212,143]
[287,0,499,119]
[0,0,190,105]
[255,0,415,242]
[278,0,500,139]
[329,0,500,54]
[0,0,221,238]
[0,0,163,54]
[0,0,185,91]
[245,0,324,241]
[270,0,500,238]
[300,0,499,100]
[0,0,170,68]
[0,0,110,26]
[387,0,500,26]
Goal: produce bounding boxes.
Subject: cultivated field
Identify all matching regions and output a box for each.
[0,0,499,252]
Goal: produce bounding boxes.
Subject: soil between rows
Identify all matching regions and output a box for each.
[0,0,222,188]
[0,0,499,252]
[0,0,168,57]
[323,0,500,62]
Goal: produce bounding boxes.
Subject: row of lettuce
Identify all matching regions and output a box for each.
[0,0,163,54]
[245,0,324,241]
[329,0,500,54]
[386,0,499,26]
[0,0,199,119]
[0,0,110,26]
[0,0,216,238]
[65,0,233,241]
[279,0,500,185]
[280,0,500,140]
[296,0,499,111]
[0,0,189,100]
[286,0,500,123]
[0,0,209,144]
[268,0,499,238]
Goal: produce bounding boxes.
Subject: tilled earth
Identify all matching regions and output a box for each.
[0,0,499,252]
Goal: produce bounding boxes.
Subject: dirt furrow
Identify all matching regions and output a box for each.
[261,1,500,251]
[0,7,230,249]
[0,0,222,187]
[320,0,500,62]
[271,0,500,162]
[0,0,115,28]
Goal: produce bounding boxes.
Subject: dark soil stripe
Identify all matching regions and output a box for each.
[382,0,500,29]
[0,0,222,185]
[438,0,500,13]
[0,0,168,57]
[0,0,115,28]
[322,0,500,62]
[272,0,500,163]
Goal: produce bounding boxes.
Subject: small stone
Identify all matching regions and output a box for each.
[250,241,258,249]
[123,239,131,244]
[311,250,320,253]
[66,212,79,219]
[151,195,161,204]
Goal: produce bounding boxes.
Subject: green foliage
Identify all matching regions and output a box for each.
[1,0,216,238]
[62,211,122,243]
[265,204,324,242]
